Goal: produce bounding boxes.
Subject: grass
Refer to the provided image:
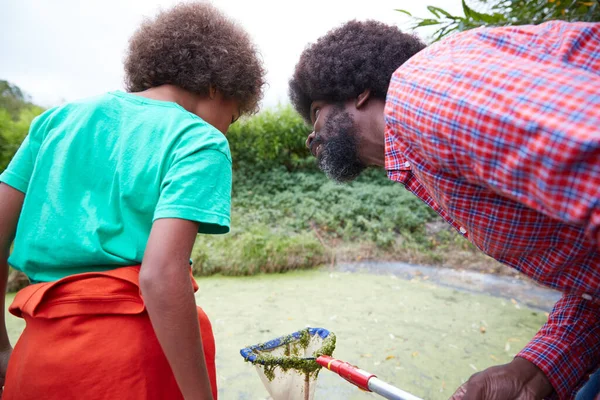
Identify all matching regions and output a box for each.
[193,226,328,276]
[191,167,508,277]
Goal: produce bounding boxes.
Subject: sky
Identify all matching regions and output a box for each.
[0,0,463,109]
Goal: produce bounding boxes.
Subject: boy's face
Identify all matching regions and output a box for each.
[194,91,240,135]
[305,101,366,183]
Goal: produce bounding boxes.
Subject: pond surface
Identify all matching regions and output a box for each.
[5,265,554,399]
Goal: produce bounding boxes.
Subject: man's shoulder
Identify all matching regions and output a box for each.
[391,20,596,80]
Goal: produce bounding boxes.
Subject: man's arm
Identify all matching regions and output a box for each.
[140,218,213,400]
[0,183,25,390]
[517,294,600,399]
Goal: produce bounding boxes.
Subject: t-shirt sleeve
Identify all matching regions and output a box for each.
[0,112,48,193]
[153,145,232,235]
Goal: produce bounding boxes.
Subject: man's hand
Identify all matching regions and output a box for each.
[0,346,12,398]
[449,357,554,400]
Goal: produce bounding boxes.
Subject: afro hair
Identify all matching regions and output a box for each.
[289,20,426,122]
[124,2,266,115]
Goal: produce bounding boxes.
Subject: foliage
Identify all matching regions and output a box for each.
[190,167,445,276]
[0,106,45,171]
[227,105,313,172]
[0,80,31,120]
[192,224,328,276]
[399,0,600,42]
[231,168,437,247]
[0,81,44,171]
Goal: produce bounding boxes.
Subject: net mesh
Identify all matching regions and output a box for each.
[240,328,336,400]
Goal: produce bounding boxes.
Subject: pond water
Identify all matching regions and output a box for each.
[5,265,554,399]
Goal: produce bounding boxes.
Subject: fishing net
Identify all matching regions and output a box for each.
[240,327,336,400]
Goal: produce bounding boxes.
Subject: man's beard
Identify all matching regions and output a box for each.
[311,106,366,183]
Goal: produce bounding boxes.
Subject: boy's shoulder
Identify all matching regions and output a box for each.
[34,91,231,158]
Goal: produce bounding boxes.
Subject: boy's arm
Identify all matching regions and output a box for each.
[140,218,213,400]
[0,183,25,388]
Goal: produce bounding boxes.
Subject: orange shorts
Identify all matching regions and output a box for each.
[3,266,217,400]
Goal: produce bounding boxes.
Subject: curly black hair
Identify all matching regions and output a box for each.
[289,20,426,122]
[124,2,266,115]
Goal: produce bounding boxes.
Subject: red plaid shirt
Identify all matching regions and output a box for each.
[385,21,600,399]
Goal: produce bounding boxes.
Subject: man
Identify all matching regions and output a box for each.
[289,20,599,399]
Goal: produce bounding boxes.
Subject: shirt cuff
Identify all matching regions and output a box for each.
[0,170,28,193]
[516,294,600,399]
[153,205,230,235]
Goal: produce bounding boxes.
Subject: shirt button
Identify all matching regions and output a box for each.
[582,293,593,301]
[403,161,410,168]
[459,227,467,234]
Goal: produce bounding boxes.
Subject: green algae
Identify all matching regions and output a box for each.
[6,271,549,399]
[244,328,337,381]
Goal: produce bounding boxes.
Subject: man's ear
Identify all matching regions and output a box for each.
[355,89,372,109]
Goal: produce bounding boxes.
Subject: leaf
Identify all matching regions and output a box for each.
[462,0,474,18]
[415,19,443,27]
[385,355,396,360]
[412,351,419,357]
[395,9,413,16]
[428,6,440,18]
[462,0,505,23]
[428,6,454,18]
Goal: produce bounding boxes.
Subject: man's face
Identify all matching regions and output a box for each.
[306,102,366,183]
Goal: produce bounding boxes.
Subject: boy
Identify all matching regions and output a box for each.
[0,3,265,399]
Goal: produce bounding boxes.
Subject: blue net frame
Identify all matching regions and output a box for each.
[240,327,333,365]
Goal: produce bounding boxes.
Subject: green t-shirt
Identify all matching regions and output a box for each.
[0,91,232,282]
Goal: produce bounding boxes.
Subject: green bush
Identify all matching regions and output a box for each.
[191,166,456,275]
[231,168,437,247]
[192,224,328,276]
[0,81,44,171]
[227,105,312,172]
